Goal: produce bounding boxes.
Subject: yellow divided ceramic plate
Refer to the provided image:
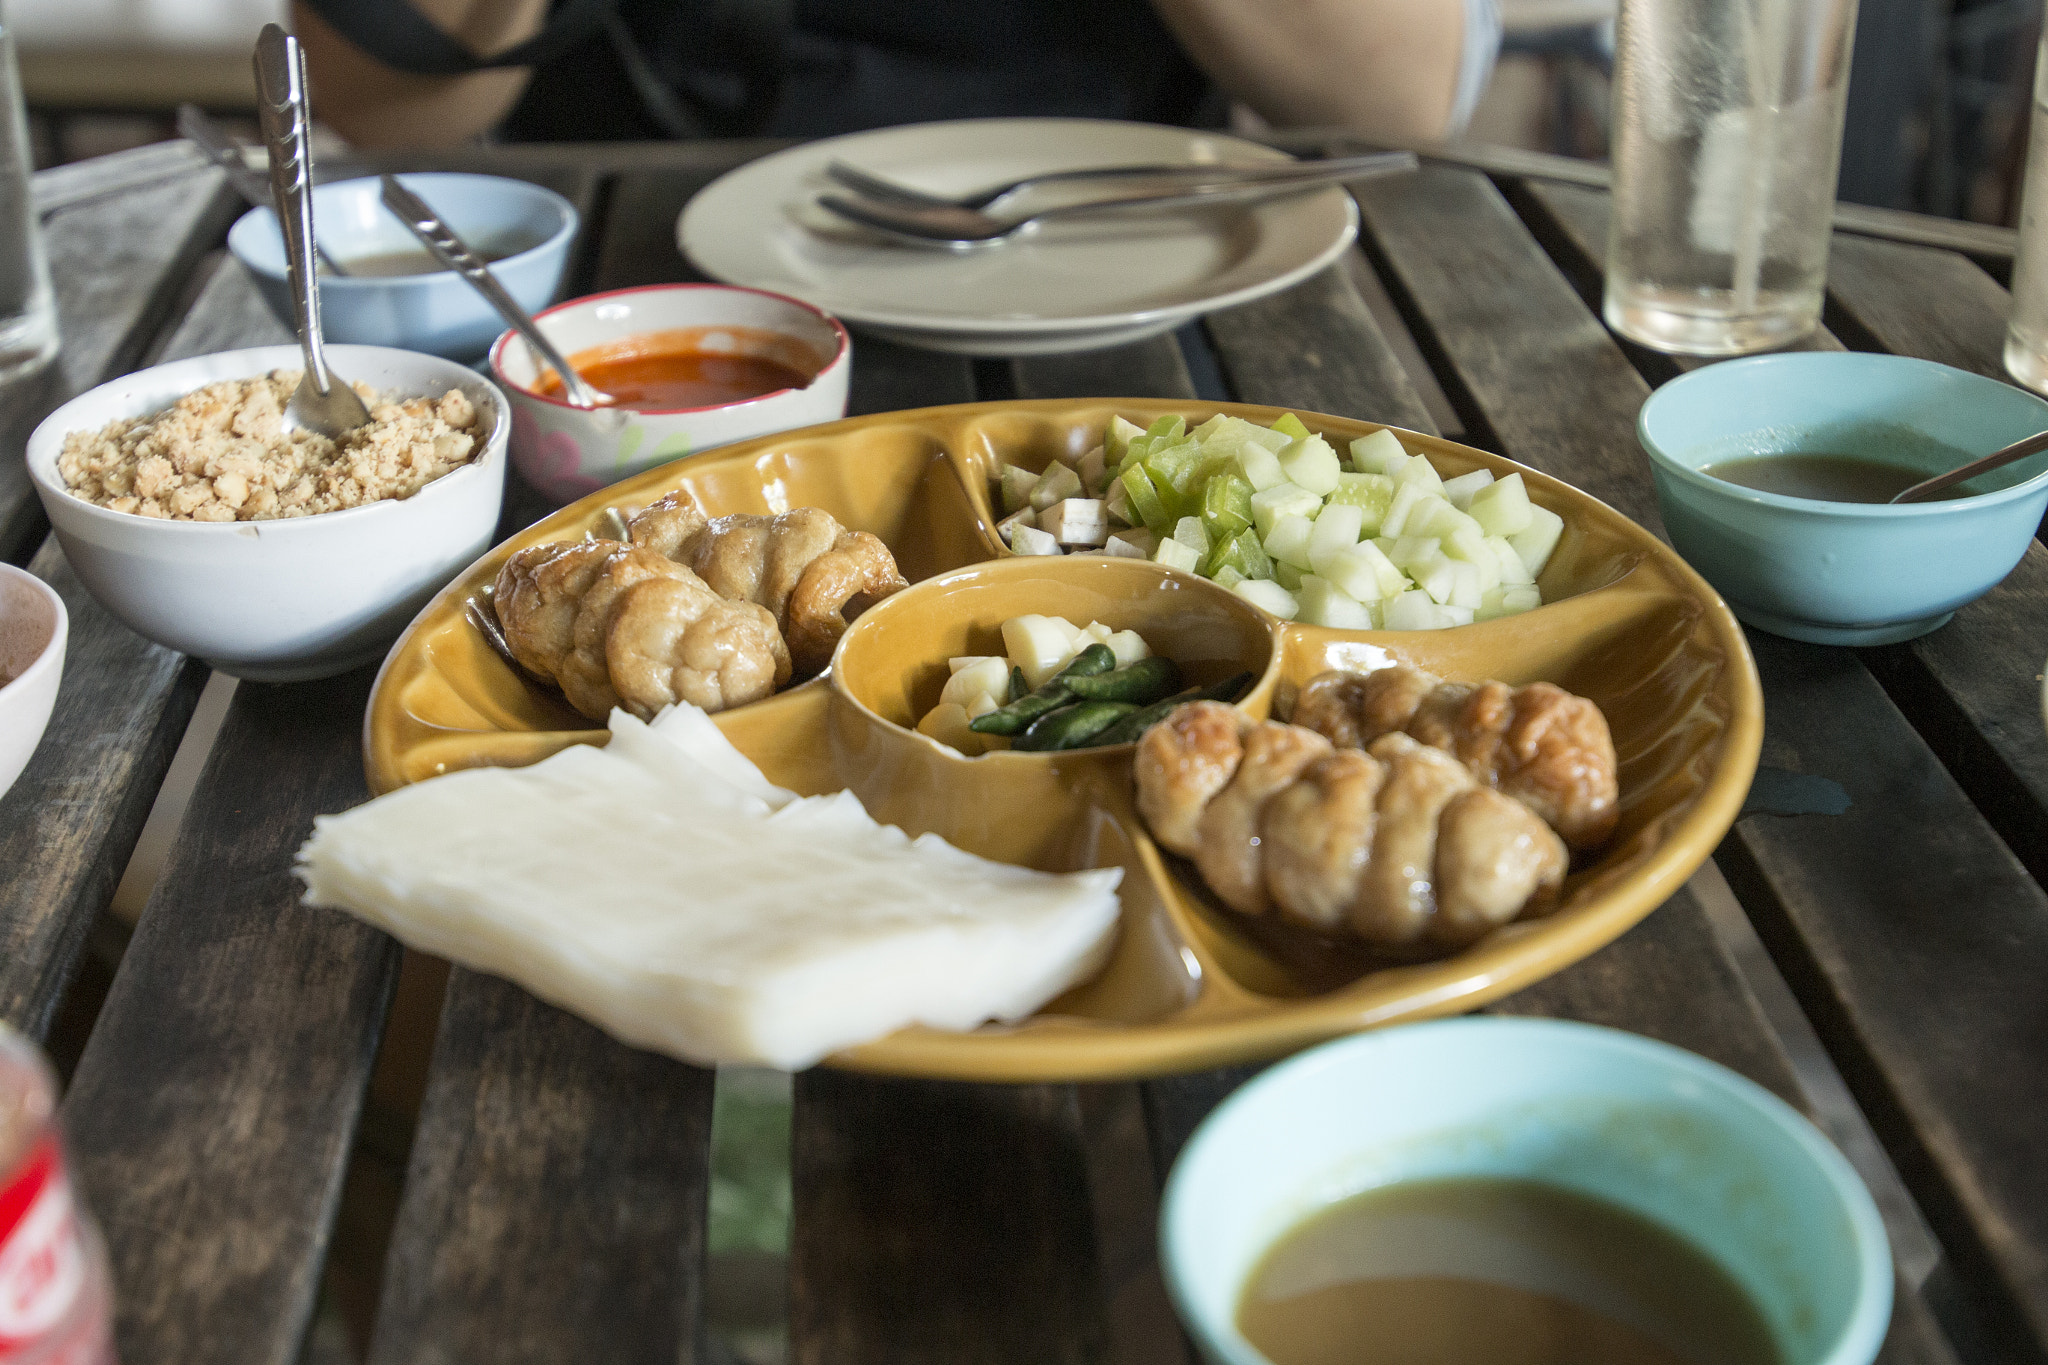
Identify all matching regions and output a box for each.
[367,400,1762,1081]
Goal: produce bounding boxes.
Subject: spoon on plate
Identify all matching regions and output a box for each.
[826,149,1419,214]
[253,25,371,438]
[818,152,1417,250]
[378,174,612,409]
[1889,428,2048,503]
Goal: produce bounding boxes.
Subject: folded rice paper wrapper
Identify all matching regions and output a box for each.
[296,706,1123,1070]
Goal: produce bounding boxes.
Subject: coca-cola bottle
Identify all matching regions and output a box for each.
[0,1026,113,1365]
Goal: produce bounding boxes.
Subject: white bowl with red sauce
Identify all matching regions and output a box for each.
[490,283,851,503]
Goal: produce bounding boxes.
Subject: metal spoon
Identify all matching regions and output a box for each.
[176,102,349,276]
[378,174,611,409]
[252,25,371,438]
[1889,429,2048,503]
[817,153,1416,250]
[827,150,1418,214]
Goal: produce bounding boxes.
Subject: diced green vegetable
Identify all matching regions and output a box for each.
[1507,503,1563,577]
[1212,564,1247,590]
[1076,445,1109,496]
[1233,577,1300,619]
[1327,472,1396,533]
[1250,482,1322,538]
[1030,463,1083,511]
[999,464,1038,514]
[1207,529,1274,581]
[1270,412,1312,442]
[1297,575,1378,630]
[1393,453,1445,493]
[1308,502,1364,564]
[1236,442,1287,492]
[1469,472,1534,537]
[1201,472,1255,540]
[1278,434,1342,495]
[1120,465,1170,534]
[1348,428,1408,475]
[1152,536,1201,574]
[1272,560,1304,591]
[1261,513,1315,571]
[1172,515,1211,555]
[1385,589,1451,630]
[1486,535,1534,585]
[1380,481,1426,537]
[1105,415,1147,465]
[1441,468,1495,509]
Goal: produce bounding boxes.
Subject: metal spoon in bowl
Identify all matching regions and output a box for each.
[252,25,371,438]
[1889,429,2048,503]
[377,175,612,409]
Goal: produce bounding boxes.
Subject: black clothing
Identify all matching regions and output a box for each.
[300,0,1227,141]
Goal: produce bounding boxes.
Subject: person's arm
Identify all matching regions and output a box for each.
[1149,0,1472,141]
[290,0,546,148]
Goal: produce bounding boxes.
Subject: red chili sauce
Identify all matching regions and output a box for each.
[536,327,818,411]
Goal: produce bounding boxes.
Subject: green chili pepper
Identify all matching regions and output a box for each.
[1064,656,1183,705]
[1014,700,1139,751]
[1091,670,1256,747]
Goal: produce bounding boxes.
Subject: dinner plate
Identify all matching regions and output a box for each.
[366,400,1763,1081]
[677,119,1360,356]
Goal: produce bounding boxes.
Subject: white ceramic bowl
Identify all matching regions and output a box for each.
[0,564,65,803]
[26,345,509,682]
[489,283,851,503]
[1161,1017,1892,1365]
[228,172,578,360]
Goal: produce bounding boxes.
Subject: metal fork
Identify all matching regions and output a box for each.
[825,150,1417,213]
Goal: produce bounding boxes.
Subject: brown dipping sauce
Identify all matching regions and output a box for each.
[536,327,818,411]
[1700,453,1959,504]
[1237,1177,1781,1365]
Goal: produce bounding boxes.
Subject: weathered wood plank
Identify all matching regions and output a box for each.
[2,165,237,564]
[1011,335,1197,401]
[1825,235,2010,377]
[61,668,401,1365]
[367,971,716,1365]
[790,1072,1107,1365]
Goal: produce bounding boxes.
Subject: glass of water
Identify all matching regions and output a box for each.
[2003,34,2048,394]
[0,14,56,384]
[1603,0,1860,356]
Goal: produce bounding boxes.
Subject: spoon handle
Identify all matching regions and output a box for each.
[253,26,340,397]
[178,102,348,276]
[378,175,606,409]
[1892,428,2048,503]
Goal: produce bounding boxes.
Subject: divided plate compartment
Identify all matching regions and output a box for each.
[366,400,1763,1080]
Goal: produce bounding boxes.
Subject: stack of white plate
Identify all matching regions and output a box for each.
[677,118,1361,357]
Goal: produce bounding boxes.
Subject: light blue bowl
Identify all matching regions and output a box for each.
[1160,1018,1892,1365]
[227,172,576,361]
[1638,353,2048,645]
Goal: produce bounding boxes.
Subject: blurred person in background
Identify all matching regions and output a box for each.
[292,0,1496,149]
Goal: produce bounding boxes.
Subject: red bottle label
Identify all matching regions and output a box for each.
[0,1137,86,1353]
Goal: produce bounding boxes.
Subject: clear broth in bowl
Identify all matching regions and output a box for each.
[1699,453,1959,504]
[1237,1177,1781,1365]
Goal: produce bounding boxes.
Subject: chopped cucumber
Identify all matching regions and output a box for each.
[1278,433,1342,495]
[1233,577,1300,620]
[1393,453,1445,494]
[1272,560,1304,591]
[999,464,1038,514]
[1105,527,1157,560]
[1309,501,1365,558]
[1469,472,1534,536]
[1236,442,1288,492]
[1270,412,1313,442]
[1250,482,1322,538]
[1207,529,1273,581]
[1507,503,1563,577]
[1486,535,1534,585]
[1348,428,1408,475]
[1297,575,1378,629]
[1441,468,1496,510]
[1172,515,1212,555]
[1262,513,1316,571]
[1201,472,1256,539]
[1212,565,1248,590]
[1007,521,1061,556]
[1105,415,1147,465]
[1103,477,1135,527]
[1119,465,1170,534]
[1387,534,1441,572]
[1385,589,1452,630]
[1076,445,1109,496]
[1318,542,1404,603]
[1410,551,1459,605]
[1328,472,1396,533]
[1476,585,1539,621]
[1152,536,1202,574]
[1380,482,1427,538]
[1446,560,1483,610]
[1029,463,1083,511]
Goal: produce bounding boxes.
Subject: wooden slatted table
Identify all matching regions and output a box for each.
[1,135,2042,1365]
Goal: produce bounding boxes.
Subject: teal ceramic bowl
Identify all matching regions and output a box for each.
[228,172,577,361]
[1159,1017,1891,1365]
[1638,353,2048,645]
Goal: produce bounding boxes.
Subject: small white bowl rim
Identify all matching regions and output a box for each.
[1158,1015,1893,1365]
[1639,354,2048,517]
[25,344,511,538]
[0,563,66,703]
[227,172,579,290]
[487,281,852,417]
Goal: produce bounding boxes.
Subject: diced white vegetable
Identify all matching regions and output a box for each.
[1318,542,1406,603]
[1237,443,1288,492]
[1468,472,1535,537]
[941,657,1012,712]
[1041,498,1109,547]
[1385,590,1453,630]
[1004,615,1077,688]
[1262,513,1316,571]
[1507,503,1564,578]
[1006,521,1061,556]
[1250,482,1323,538]
[998,508,1037,545]
[1441,468,1496,510]
[1241,422,1291,452]
[1410,552,1459,605]
[1442,522,1491,568]
[948,655,997,675]
[1386,534,1441,572]
[1211,565,1247,590]
[1076,445,1108,496]
[1405,497,1479,541]
[1172,515,1212,555]
[1486,535,1535,585]
[1393,453,1444,494]
[1105,630,1151,666]
[1104,527,1156,559]
[1000,464,1039,514]
[1029,463,1084,511]
[1501,585,1542,613]
[964,691,1003,720]
[1440,604,1476,626]
[1273,561,1304,591]
[1310,501,1364,553]
[1278,434,1342,495]
[1297,575,1378,630]
[1080,621,1114,646]
[1103,478,1135,526]
[1445,560,1483,610]
[1153,537,1202,574]
[1380,482,1427,538]
[1233,578,1300,620]
[1349,428,1408,475]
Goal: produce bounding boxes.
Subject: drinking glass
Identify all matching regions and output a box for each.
[2003,32,2048,394]
[0,15,56,385]
[1603,0,1860,356]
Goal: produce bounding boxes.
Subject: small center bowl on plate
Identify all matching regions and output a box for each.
[0,564,66,803]
[489,283,852,504]
[1639,352,2048,646]
[1160,1017,1893,1365]
[228,172,578,361]
[26,345,510,683]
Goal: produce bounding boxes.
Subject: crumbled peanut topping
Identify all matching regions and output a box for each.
[57,371,486,522]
